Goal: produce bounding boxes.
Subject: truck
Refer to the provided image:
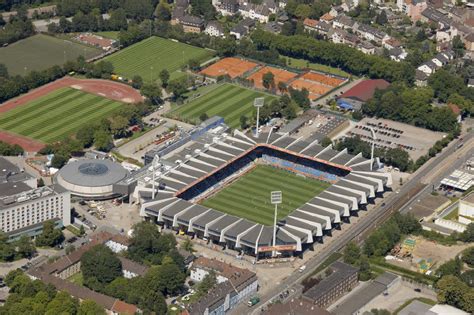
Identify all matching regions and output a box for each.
[247,297,260,307]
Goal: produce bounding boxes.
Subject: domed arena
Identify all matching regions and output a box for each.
[56,159,129,199]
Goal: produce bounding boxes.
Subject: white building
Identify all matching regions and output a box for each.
[0,183,71,239]
[458,193,474,225]
[205,21,225,37]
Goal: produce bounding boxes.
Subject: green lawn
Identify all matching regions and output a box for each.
[0,34,102,75]
[95,31,119,40]
[284,56,351,78]
[200,165,330,225]
[67,272,83,286]
[169,83,277,129]
[0,88,125,143]
[102,36,214,82]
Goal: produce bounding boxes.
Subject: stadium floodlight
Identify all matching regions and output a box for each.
[254,97,265,138]
[271,191,282,257]
[369,127,377,171]
[152,155,160,199]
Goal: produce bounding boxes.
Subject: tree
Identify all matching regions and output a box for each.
[240,115,249,129]
[181,238,195,253]
[459,223,474,242]
[358,255,372,281]
[79,225,86,237]
[436,257,462,278]
[262,71,275,90]
[461,270,474,287]
[0,63,8,79]
[159,69,170,87]
[37,178,45,187]
[81,245,122,288]
[45,291,79,315]
[452,35,465,58]
[462,247,474,268]
[51,153,69,169]
[110,115,129,138]
[93,129,113,152]
[167,78,188,99]
[143,262,186,296]
[199,113,209,122]
[321,137,332,148]
[154,0,171,21]
[36,220,64,247]
[16,235,35,259]
[78,299,106,315]
[343,241,361,265]
[76,125,95,148]
[132,75,144,89]
[375,10,388,25]
[195,271,217,298]
[437,275,473,312]
[141,83,162,104]
[65,244,76,255]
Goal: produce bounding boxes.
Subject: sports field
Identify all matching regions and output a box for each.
[169,84,276,129]
[0,88,124,143]
[0,34,102,75]
[103,36,214,82]
[200,165,330,225]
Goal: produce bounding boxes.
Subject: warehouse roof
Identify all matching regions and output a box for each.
[339,79,390,102]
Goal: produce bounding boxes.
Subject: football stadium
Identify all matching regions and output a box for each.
[113,117,391,258]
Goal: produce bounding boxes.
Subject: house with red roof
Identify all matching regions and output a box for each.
[337,79,390,111]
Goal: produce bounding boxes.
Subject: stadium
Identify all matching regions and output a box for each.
[115,117,391,258]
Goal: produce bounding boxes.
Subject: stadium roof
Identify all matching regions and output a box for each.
[339,79,390,102]
[440,169,474,191]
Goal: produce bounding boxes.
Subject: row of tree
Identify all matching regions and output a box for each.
[0,269,105,315]
[0,15,35,46]
[0,141,24,156]
[0,233,35,262]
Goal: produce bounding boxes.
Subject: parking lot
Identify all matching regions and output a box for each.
[345,118,446,160]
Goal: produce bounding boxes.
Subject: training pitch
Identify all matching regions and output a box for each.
[0,87,125,143]
[200,165,330,226]
[170,83,277,129]
[103,36,214,82]
[0,34,102,75]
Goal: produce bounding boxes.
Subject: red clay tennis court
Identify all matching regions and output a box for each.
[247,66,298,89]
[301,72,345,87]
[200,57,259,78]
[289,79,332,100]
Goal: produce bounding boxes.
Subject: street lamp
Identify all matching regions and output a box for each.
[254,97,264,138]
[369,127,377,171]
[151,155,160,199]
[271,191,282,257]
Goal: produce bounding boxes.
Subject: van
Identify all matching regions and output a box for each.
[299,265,306,272]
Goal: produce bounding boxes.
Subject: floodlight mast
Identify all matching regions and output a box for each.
[254,98,264,138]
[271,191,282,257]
[152,155,160,199]
[369,127,377,171]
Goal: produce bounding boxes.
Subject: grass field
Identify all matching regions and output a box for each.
[169,83,277,129]
[0,88,124,143]
[200,165,330,225]
[103,36,214,82]
[0,34,102,75]
[284,56,351,78]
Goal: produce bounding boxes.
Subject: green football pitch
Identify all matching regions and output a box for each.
[200,165,330,226]
[102,36,214,82]
[0,88,125,143]
[0,34,102,76]
[170,83,277,129]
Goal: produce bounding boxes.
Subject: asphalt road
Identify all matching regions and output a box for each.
[233,131,474,315]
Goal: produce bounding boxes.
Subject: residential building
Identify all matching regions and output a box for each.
[464,33,474,52]
[187,257,258,315]
[239,3,272,23]
[205,21,225,37]
[180,15,204,33]
[218,0,239,15]
[320,12,335,23]
[302,261,358,308]
[357,41,376,54]
[332,14,355,29]
[468,78,474,88]
[383,37,402,50]
[264,21,282,34]
[0,183,70,239]
[415,70,429,86]
[303,18,319,32]
[417,60,439,75]
[398,0,427,21]
[356,23,389,43]
[389,47,408,61]
[421,7,453,29]
[279,0,287,9]
[263,298,331,315]
[171,6,186,25]
[337,79,390,111]
[230,19,255,39]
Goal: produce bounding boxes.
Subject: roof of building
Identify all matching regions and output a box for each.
[416,70,429,81]
[180,15,204,26]
[398,300,435,315]
[57,159,128,188]
[0,184,67,211]
[263,298,332,315]
[429,304,469,315]
[304,18,319,27]
[264,21,282,33]
[119,257,149,276]
[465,32,474,42]
[320,13,335,21]
[303,261,358,301]
[0,157,35,184]
[339,79,390,102]
[206,20,224,32]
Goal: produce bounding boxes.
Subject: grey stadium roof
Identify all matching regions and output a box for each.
[58,159,128,187]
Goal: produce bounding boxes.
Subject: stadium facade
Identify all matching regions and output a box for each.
[114,118,391,258]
